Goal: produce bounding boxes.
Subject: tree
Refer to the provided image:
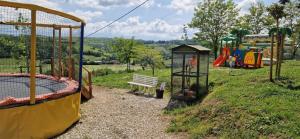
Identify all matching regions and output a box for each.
[268,28,277,81]
[15,13,30,72]
[282,0,300,58]
[279,0,290,5]
[189,0,239,59]
[181,24,188,43]
[239,1,275,34]
[111,37,136,72]
[267,3,285,79]
[277,27,292,76]
[230,28,250,47]
[135,46,164,76]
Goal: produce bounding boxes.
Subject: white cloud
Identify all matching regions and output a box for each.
[11,0,61,10]
[157,3,162,8]
[86,16,183,40]
[67,0,154,9]
[69,10,102,22]
[168,0,197,14]
[237,0,258,15]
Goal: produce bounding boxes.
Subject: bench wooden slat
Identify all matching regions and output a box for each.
[128,82,153,88]
[128,74,158,88]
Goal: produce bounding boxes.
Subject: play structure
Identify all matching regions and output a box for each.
[213,35,264,68]
[0,1,86,138]
[171,44,210,101]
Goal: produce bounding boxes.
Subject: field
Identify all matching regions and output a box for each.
[92,60,300,138]
[85,64,142,72]
[92,67,170,89]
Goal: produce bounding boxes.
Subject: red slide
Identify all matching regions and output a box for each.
[213,55,227,67]
[213,47,230,67]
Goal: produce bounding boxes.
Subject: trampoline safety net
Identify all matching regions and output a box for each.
[0,2,84,107]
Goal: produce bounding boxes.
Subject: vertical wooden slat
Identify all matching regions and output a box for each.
[68,27,73,80]
[51,27,55,76]
[196,53,200,99]
[58,28,62,79]
[30,10,36,104]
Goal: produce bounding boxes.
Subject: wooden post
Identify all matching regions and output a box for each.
[69,27,73,80]
[51,27,55,76]
[30,10,37,104]
[270,34,274,81]
[196,53,200,99]
[58,28,62,79]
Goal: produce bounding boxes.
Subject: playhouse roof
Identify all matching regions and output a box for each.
[244,34,269,38]
[172,44,211,52]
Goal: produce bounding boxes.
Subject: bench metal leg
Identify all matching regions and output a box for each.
[146,87,149,94]
[153,88,155,96]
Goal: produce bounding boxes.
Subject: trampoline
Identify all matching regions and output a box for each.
[0,1,85,138]
[0,74,78,107]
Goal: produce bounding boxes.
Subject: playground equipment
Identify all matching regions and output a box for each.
[243,47,263,68]
[213,47,230,67]
[0,1,86,138]
[213,45,263,68]
[213,35,264,68]
[171,44,210,101]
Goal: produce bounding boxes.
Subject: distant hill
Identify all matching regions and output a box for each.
[83,37,211,64]
[85,37,200,49]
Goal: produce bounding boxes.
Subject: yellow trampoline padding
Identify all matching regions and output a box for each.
[0,93,81,139]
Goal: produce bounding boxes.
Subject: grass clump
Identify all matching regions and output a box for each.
[92,68,170,89]
[165,61,300,138]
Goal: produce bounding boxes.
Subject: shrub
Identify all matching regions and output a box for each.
[92,68,115,76]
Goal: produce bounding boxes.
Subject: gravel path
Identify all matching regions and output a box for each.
[57,86,183,139]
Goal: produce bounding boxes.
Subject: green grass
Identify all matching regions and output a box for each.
[0,58,53,74]
[84,45,99,51]
[165,60,300,138]
[92,60,300,138]
[93,68,170,89]
[85,64,142,72]
[84,55,101,61]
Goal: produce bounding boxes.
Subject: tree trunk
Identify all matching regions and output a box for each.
[126,59,129,72]
[214,45,218,60]
[291,34,296,59]
[275,20,280,79]
[126,59,131,72]
[270,34,274,82]
[152,65,155,76]
[239,35,242,48]
[213,38,219,60]
[278,34,285,78]
[128,60,131,71]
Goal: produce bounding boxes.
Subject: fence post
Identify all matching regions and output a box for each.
[30,10,37,104]
[69,27,73,80]
[51,27,55,76]
[58,28,62,79]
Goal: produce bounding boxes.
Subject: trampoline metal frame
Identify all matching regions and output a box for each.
[0,1,85,138]
[0,1,85,105]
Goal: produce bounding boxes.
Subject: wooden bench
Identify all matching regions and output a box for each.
[128,74,158,94]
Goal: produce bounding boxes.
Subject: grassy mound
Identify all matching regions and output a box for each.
[165,61,300,138]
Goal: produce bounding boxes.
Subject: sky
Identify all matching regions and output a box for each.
[12,0,277,40]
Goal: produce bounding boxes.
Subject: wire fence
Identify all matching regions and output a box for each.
[0,2,84,107]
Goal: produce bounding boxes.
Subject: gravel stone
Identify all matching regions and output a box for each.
[57,86,184,139]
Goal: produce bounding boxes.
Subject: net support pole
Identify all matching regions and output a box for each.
[78,23,84,92]
[30,10,37,104]
[68,27,73,80]
[51,28,55,76]
[58,28,62,79]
